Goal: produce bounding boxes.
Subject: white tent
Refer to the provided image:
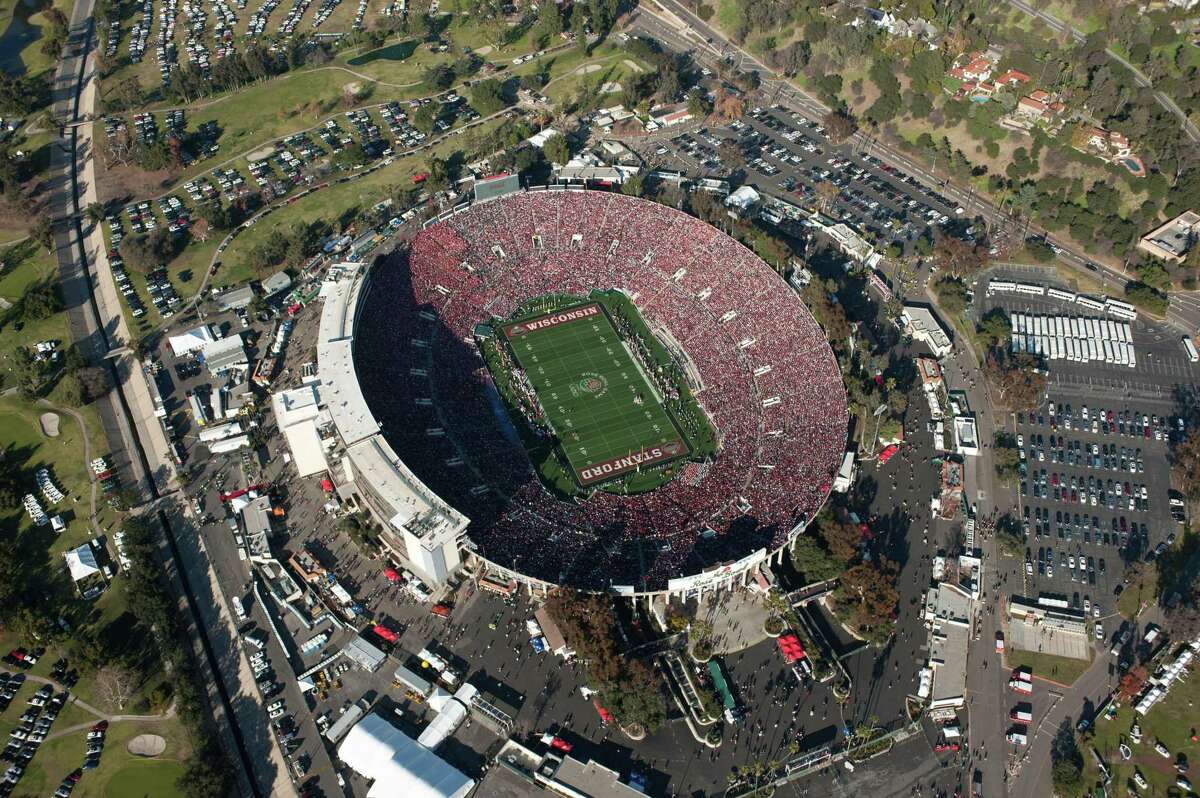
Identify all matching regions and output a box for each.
[338,713,474,798]
[167,325,216,356]
[64,545,100,581]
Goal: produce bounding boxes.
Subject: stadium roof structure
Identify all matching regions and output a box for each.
[473,173,521,203]
[337,713,475,798]
[348,188,848,592]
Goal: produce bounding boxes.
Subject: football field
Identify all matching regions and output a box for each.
[502,303,689,486]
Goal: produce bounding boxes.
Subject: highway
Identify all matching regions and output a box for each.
[45,7,297,797]
[630,0,1200,336]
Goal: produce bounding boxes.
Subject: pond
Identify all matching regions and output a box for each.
[347,39,418,67]
[0,0,46,78]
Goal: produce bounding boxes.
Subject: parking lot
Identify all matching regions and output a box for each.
[643,103,967,257]
[978,288,1200,400]
[1011,398,1187,625]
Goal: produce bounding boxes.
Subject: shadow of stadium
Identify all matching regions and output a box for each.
[352,247,783,591]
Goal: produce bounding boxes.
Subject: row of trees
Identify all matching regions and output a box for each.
[544,590,665,732]
[791,512,901,645]
[118,517,234,796]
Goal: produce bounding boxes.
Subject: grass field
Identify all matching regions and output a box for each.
[1005,647,1093,686]
[1081,647,1200,795]
[502,302,688,487]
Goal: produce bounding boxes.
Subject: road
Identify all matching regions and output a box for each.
[631,0,1200,336]
[1004,0,1200,145]
[45,7,298,797]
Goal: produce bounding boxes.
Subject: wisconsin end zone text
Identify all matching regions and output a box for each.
[503,303,601,337]
[578,440,688,485]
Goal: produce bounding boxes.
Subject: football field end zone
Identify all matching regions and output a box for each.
[502,302,604,338]
[577,438,689,485]
[500,299,690,488]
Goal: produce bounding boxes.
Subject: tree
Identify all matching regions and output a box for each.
[933,234,988,278]
[1124,281,1169,315]
[712,87,744,121]
[469,78,507,115]
[620,173,644,197]
[84,202,106,225]
[975,308,1011,350]
[815,180,839,212]
[994,438,1020,485]
[412,104,438,134]
[994,514,1024,556]
[1118,665,1148,701]
[933,277,969,315]
[542,133,569,165]
[333,142,368,169]
[120,228,182,272]
[835,558,899,642]
[31,216,53,253]
[423,63,455,90]
[984,352,1047,411]
[823,110,857,144]
[790,535,842,582]
[18,280,63,321]
[95,665,137,710]
[818,517,861,564]
[1171,430,1200,499]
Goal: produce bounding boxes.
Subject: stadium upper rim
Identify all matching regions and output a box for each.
[349,186,849,593]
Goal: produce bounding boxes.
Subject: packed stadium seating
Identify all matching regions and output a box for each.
[354,189,848,590]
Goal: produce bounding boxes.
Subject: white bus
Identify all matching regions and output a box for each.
[1184,336,1199,363]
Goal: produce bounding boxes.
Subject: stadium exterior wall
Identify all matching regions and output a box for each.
[327,191,829,600]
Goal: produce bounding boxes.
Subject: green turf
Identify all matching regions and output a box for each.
[1004,647,1093,686]
[501,302,688,487]
[103,758,187,798]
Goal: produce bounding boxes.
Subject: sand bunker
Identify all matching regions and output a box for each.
[39,413,60,437]
[127,734,166,757]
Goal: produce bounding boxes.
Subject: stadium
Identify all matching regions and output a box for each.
[320,186,848,597]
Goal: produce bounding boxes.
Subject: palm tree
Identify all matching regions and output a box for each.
[84,201,106,226]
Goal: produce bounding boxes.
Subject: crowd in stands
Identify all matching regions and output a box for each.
[353,189,848,591]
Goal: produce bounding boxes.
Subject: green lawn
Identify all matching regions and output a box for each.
[0,394,99,534]
[1118,567,1158,620]
[1083,655,1200,795]
[501,301,688,487]
[0,0,76,78]
[214,122,493,286]
[103,758,187,798]
[1005,647,1093,686]
[16,714,191,798]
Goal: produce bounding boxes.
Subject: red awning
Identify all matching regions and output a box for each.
[383,568,401,582]
[320,478,334,493]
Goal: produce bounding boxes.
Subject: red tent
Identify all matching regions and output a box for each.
[320,478,334,493]
[776,633,807,663]
[372,624,398,644]
[383,568,401,582]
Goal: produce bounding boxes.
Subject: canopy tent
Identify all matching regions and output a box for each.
[337,713,474,798]
[64,545,100,581]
